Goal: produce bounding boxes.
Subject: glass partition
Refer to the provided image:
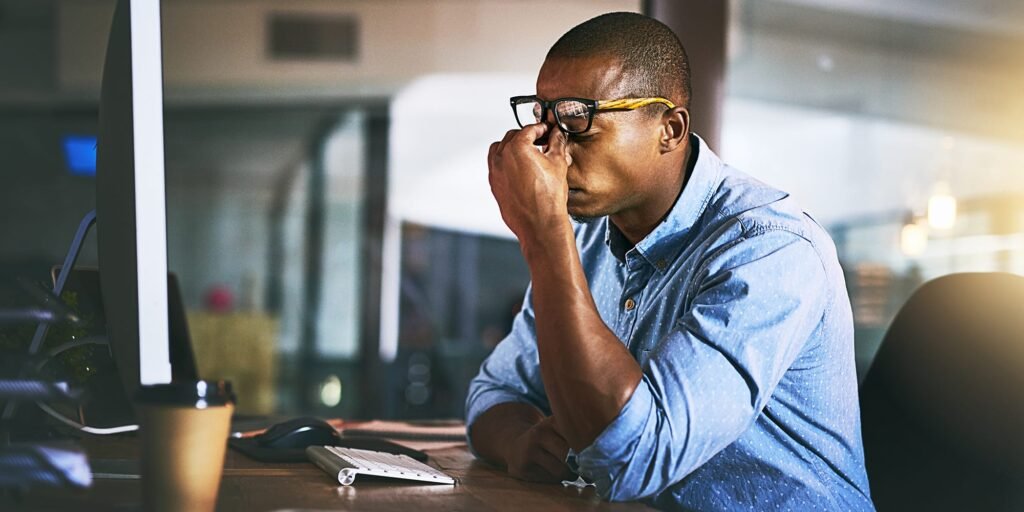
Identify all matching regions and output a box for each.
[724,0,1024,376]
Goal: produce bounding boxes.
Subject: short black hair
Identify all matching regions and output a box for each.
[546,12,691,111]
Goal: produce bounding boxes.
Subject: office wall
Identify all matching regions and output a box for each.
[0,2,52,95]
[0,115,99,270]
[57,0,641,98]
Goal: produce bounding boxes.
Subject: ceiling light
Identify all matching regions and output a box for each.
[900,220,928,257]
[927,183,957,231]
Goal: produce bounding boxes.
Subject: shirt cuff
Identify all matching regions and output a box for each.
[575,377,654,499]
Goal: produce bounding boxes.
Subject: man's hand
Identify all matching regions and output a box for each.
[487,123,573,242]
[503,416,576,483]
[470,403,576,484]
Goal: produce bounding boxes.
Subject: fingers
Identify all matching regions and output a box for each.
[494,128,520,156]
[512,441,569,483]
[492,123,564,161]
[530,419,573,481]
[544,127,565,154]
[487,140,501,172]
[544,128,571,166]
[506,417,575,483]
[508,448,564,483]
[489,127,528,172]
[534,420,570,464]
[528,449,572,482]
[489,128,518,170]
[514,122,550,147]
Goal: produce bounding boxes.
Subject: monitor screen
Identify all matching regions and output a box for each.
[61,135,98,177]
[96,0,173,392]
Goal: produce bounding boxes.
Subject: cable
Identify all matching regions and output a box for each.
[29,336,139,436]
[38,336,109,363]
[34,402,138,435]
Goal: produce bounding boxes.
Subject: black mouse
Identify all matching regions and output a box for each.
[256,417,341,449]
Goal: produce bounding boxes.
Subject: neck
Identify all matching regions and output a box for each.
[610,141,693,246]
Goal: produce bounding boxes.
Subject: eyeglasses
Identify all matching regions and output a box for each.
[510,95,676,134]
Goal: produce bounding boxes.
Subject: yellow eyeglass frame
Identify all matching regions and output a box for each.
[510,95,677,134]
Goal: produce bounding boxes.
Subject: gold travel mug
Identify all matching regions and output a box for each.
[136,380,235,512]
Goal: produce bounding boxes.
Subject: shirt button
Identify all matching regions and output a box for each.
[624,298,636,311]
[656,259,667,270]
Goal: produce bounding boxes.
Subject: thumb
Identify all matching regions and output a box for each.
[518,122,550,146]
[545,129,571,167]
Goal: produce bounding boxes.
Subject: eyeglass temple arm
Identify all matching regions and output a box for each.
[597,98,676,110]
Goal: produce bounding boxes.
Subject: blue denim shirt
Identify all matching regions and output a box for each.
[466,135,874,511]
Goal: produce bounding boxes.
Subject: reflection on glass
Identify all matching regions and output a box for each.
[725,0,1024,377]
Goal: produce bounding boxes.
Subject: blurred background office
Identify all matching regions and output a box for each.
[1,0,1022,421]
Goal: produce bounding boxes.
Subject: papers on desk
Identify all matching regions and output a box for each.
[0,442,92,489]
[233,418,467,452]
[340,420,467,452]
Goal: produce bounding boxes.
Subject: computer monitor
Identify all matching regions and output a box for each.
[95,0,173,396]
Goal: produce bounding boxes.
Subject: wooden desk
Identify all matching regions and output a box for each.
[8,436,654,511]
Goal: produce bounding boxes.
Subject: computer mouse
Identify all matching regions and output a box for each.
[256,416,341,450]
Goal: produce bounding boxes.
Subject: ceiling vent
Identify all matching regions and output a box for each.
[268,13,359,61]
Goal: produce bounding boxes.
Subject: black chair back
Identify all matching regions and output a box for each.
[860,272,1024,511]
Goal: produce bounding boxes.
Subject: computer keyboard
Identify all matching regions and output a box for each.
[306,445,455,486]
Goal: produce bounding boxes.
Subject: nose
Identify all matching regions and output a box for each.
[534,110,558,146]
[543,108,558,126]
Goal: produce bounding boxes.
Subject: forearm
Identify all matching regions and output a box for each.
[469,402,546,467]
[520,223,643,451]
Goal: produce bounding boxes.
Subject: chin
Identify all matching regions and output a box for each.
[567,190,610,220]
[567,204,603,222]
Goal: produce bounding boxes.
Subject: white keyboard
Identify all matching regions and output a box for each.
[306,446,455,486]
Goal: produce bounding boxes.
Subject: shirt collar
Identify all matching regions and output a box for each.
[604,134,724,273]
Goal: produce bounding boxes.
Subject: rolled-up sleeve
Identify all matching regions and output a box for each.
[465,285,551,452]
[576,229,832,501]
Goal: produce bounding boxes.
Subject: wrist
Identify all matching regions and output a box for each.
[519,218,576,268]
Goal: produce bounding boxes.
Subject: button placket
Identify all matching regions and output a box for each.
[616,259,648,342]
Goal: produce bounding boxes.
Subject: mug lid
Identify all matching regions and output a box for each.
[135,380,235,408]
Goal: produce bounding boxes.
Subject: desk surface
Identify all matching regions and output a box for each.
[9,435,654,511]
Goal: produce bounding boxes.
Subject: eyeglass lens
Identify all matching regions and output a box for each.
[514,99,591,133]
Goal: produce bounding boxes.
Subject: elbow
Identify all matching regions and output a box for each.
[575,378,689,502]
[574,369,645,449]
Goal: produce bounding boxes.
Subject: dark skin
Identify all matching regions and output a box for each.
[471,54,692,483]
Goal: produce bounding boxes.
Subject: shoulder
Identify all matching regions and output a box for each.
[712,166,801,234]
[699,165,840,278]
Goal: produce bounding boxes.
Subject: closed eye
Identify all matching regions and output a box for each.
[568,132,596,143]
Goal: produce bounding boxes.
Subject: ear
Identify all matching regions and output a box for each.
[659,107,690,153]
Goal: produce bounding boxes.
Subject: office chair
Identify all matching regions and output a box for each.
[859,272,1024,511]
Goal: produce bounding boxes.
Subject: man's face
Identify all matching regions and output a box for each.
[535,55,666,220]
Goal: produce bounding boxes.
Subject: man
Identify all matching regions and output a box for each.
[466,11,874,511]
